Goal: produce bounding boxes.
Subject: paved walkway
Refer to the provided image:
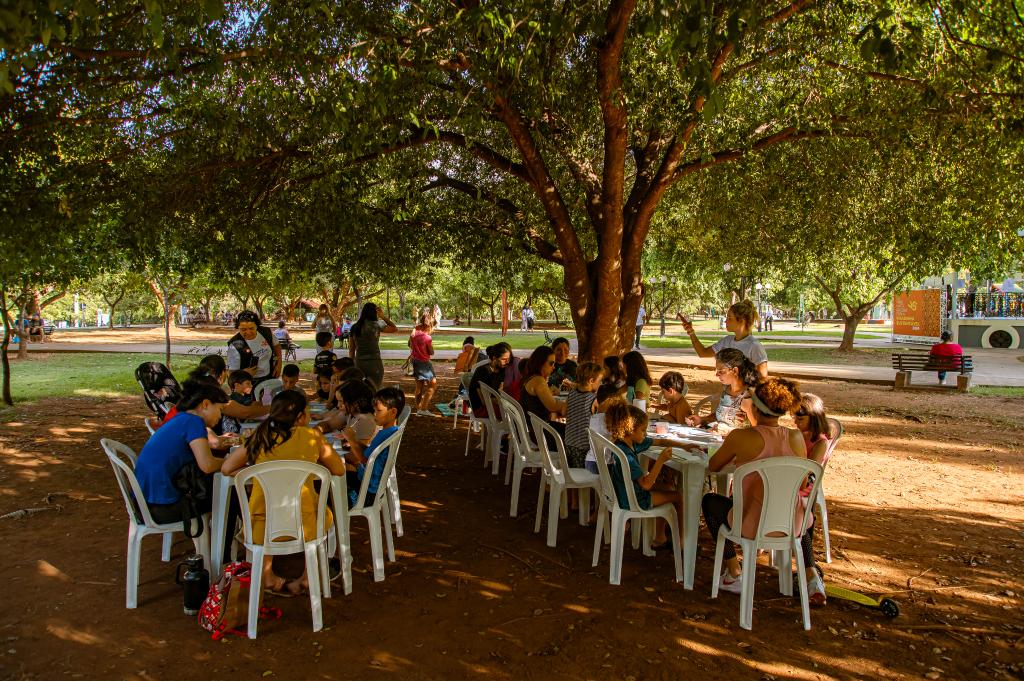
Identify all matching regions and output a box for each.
[21,340,1024,387]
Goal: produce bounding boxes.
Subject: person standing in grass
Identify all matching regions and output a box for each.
[409,312,437,416]
[349,303,398,391]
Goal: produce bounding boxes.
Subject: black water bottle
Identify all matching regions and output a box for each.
[175,554,210,616]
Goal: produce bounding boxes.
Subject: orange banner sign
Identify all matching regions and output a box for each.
[893,289,941,338]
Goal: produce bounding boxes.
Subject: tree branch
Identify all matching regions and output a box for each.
[420,175,563,264]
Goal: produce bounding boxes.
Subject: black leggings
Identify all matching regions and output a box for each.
[148,493,240,565]
[702,492,817,568]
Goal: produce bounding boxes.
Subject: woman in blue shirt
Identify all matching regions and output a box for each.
[134,380,229,525]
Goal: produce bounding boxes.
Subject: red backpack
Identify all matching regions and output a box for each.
[198,562,281,639]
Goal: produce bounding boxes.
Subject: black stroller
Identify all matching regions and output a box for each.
[135,362,182,417]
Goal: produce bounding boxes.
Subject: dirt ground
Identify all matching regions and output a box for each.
[1,363,1022,681]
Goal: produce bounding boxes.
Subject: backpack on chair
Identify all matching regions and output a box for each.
[198,562,281,639]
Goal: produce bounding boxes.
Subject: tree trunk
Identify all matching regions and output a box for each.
[102,289,126,330]
[155,278,172,367]
[838,313,862,352]
[252,296,266,320]
[397,290,407,321]
[545,296,560,324]
[17,287,29,360]
[1,282,13,406]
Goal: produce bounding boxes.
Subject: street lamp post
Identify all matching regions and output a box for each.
[648,274,677,338]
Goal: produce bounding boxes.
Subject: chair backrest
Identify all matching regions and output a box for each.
[694,395,714,418]
[732,457,822,542]
[824,417,844,462]
[478,383,505,430]
[498,392,540,460]
[397,404,412,428]
[234,460,331,547]
[587,429,633,513]
[351,425,406,510]
[101,438,154,526]
[528,413,564,483]
[254,378,283,405]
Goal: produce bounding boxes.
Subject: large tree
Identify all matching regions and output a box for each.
[4,1,1021,359]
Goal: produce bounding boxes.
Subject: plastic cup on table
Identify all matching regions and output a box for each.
[655,422,669,436]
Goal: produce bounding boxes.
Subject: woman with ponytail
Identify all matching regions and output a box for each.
[686,348,760,431]
[222,390,346,595]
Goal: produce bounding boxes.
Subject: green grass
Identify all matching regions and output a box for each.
[0,352,422,405]
[972,385,1024,398]
[758,346,893,367]
[2,352,203,403]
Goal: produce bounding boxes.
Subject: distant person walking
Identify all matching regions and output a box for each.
[763,305,774,332]
[635,305,647,349]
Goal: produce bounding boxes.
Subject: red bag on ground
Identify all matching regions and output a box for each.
[198,561,281,640]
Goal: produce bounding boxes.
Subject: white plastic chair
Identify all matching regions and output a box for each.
[529,414,601,547]
[349,425,406,582]
[816,417,844,563]
[254,378,283,404]
[101,438,210,609]
[234,460,333,638]
[498,393,545,517]
[144,418,156,436]
[386,405,412,538]
[587,430,683,585]
[710,457,823,630]
[478,383,511,476]
[693,395,714,418]
[461,360,491,450]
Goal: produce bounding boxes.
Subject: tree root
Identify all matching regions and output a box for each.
[1,505,63,520]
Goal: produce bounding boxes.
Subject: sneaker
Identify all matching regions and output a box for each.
[718,570,743,595]
[808,569,827,607]
[328,558,343,582]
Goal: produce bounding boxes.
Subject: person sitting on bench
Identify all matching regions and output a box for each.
[929,331,963,385]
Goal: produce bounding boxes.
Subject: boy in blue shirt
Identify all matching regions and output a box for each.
[221,370,254,434]
[342,387,405,507]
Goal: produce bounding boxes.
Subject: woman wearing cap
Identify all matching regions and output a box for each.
[226,310,281,387]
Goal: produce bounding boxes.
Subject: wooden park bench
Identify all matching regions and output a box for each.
[892,351,973,392]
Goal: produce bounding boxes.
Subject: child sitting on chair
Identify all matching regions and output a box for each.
[221,370,255,434]
[565,362,604,469]
[221,390,346,596]
[342,387,404,507]
[657,371,693,424]
[280,364,301,393]
[604,402,683,550]
[313,369,333,402]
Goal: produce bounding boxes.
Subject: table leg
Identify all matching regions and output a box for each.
[210,473,233,576]
[330,476,353,595]
[681,461,705,590]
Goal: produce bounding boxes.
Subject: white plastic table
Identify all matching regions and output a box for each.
[641,421,723,590]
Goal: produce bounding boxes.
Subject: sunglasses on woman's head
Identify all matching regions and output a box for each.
[795,410,808,417]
